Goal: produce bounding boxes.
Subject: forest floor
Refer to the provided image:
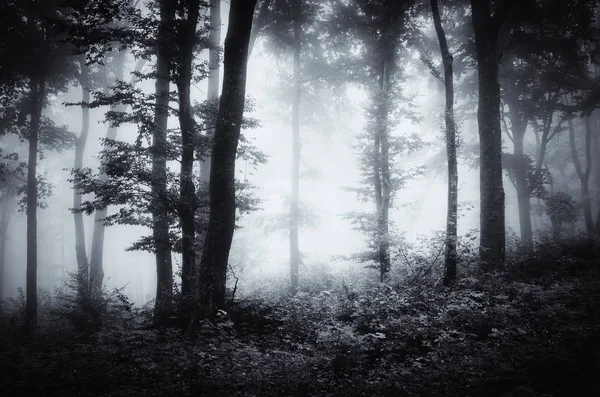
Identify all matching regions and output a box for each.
[1,244,600,396]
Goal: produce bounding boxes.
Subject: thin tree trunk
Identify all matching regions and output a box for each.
[470,0,506,270]
[200,0,222,184]
[431,0,458,285]
[90,55,145,295]
[379,64,391,282]
[512,124,533,249]
[74,55,90,281]
[26,73,45,333]
[0,194,14,303]
[593,113,600,234]
[374,60,392,283]
[568,115,594,235]
[289,0,301,293]
[194,0,257,320]
[178,0,201,304]
[152,0,176,326]
[248,0,272,56]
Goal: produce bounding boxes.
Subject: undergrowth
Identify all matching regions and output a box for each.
[1,237,599,396]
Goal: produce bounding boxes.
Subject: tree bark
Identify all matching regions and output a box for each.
[74,55,90,280]
[289,0,301,294]
[200,0,222,184]
[195,0,257,319]
[505,94,533,250]
[152,0,176,326]
[568,115,594,235]
[0,194,14,303]
[375,60,392,282]
[431,0,458,285]
[594,114,600,235]
[25,73,45,333]
[470,0,506,270]
[177,0,201,304]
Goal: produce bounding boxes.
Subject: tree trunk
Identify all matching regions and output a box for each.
[568,115,594,235]
[248,0,272,56]
[200,0,222,184]
[593,114,600,235]
[431,0,458,285]
[0,194,14,303]
[152,0,176,326]
[195,0,257,319]
[177,0,201,304]
[375,61,392,282]
[25,73,45,333]
[470,0,506,270]
[289,0,301,294]
[90,56,145,295]
[74,55,90,281]
[505,97,533,250]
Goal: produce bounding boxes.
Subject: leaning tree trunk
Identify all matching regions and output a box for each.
[152,0,176,326]
[177,0,201,305]
[74,55,91,282]
[470,0,506,270]
[289,0,302,294]
[25,73,46,333]
[431,0,458,285]
[194,0,257,320]
[568,115,594,235]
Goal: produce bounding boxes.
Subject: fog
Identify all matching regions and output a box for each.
[0,0,584,305]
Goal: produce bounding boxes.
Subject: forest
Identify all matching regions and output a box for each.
[1,0,600,395]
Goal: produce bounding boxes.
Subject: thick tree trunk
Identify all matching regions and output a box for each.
[152,0,176,326]
[568,115,594,235]
[470,0,506,270]
[178,0,200,304]
[74,55,90,280]
[200,0,222,184]
[431,0,458,285]
[289,0,301,294]
[25,74,45,333]
[195,0,257,319]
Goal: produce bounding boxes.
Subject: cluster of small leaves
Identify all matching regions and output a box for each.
[544,191,578,223]
[502,152,553,199]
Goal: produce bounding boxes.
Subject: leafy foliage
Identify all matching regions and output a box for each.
[1,240,600,396]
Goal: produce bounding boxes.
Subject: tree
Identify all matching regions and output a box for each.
[469,0,514,270]
[0,0,79,333]
[499,0,595,249]
[152,0,177,326]
[431,0,458,285]
[194,0,258,319]
[175,0,203,305]
[199,0,221,184]
[568,113,594,235]
[328,0,417,282]
[73,55,91,278]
